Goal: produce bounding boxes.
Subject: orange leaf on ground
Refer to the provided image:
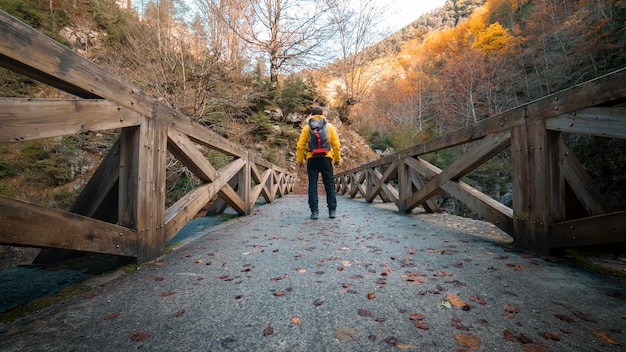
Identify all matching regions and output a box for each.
[273,290,285,296]
[397,343,418,349]
[593,331,620,345]
[446,293,467,307]
[291,316,302,325]
[368,292,376,300]
[521,343,551,352]
[161,291,175,297]
[503,304,517,313]
[455,333,482,350]
[103,312,120,320]
[173,309,185,318]
[539,331,560,341]
[130,332,150,341]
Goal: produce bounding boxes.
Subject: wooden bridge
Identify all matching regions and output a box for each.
[0,11,296,263]
[335,67,626,254]
[1,11,624,264]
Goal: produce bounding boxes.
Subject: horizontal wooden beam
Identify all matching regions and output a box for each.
[0,98,142,143]
[0,196,137,256]
[0,11,153,115]
[546,107,626,139]
[549,211,626,248]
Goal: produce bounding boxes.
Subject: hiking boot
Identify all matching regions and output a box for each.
[310,211,319,220]
[329,209,336,219]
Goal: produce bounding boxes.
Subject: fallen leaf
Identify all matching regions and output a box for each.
[262,325,273,336]
[358,308,372,317]
[273,290,285,296]
[384,336,398,346]
[434,270,453,276]
[291,316,302,325]
[195,259,203,264]
[521,343,551,352]
[414,320,430,330]
[554,314,575,322]
[313,299,324,306]
[470,295,486,305]
[446,293,468,307]
[503,330,516,341]
[539,331,560,341]
[368,292,376,300]
[103,312,120,320]
[235,295,243,300]
[397,343,419,349]
[593,331,620,345]
[455,333,482,350]
[451,318,469,331]
[503,304,517,313]
[161,291,175,297]
[573,311,597,322]
[368,334,377,342]
[130,332,150,341]
[173,309,185,318]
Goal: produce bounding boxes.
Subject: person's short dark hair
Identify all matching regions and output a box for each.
[310,106,324,115]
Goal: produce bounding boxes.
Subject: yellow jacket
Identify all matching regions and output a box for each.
[296,115,341,163]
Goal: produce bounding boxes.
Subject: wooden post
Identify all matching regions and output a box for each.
[512,119,565,254]
[119,115,167,262]
[398,156,410,213]
[240,152,252,214]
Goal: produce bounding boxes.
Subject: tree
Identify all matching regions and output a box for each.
[325,0,384,122]
[197,0,336,87]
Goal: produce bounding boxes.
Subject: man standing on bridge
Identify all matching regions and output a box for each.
[296,106,342,220]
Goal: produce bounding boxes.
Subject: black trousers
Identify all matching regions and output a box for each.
[307,157,337,212]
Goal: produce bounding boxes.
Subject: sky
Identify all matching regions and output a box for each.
[381,0,447,32]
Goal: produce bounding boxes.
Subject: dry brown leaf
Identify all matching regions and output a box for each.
[262,325,273,337]
[470,295,486,305]
[455,333,482,350]
[503,304,517,313]
[409,313,425,321]
[130,332,150,341]
[291,316,302,325]
[521,343,551,352]
[593,331,620,345]
[273,290,285,296]
[554,314,575,322]
[103,312,120,320]
[161,291,175,297]
[358,308,372,317]
[539,331,560,341]
[573,311,597,322]
[173,309,185,318]
[368,292,376,300]
[397,343,419,349]
[414,320,430,330]
[446,293,467,307]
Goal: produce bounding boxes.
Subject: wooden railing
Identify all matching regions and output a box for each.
[0,11,295,262]
[336,68,626,254]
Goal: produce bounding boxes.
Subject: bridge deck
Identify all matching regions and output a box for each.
[0,195,624,351]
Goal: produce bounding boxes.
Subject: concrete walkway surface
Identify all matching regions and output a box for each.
[0,194,624,351]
